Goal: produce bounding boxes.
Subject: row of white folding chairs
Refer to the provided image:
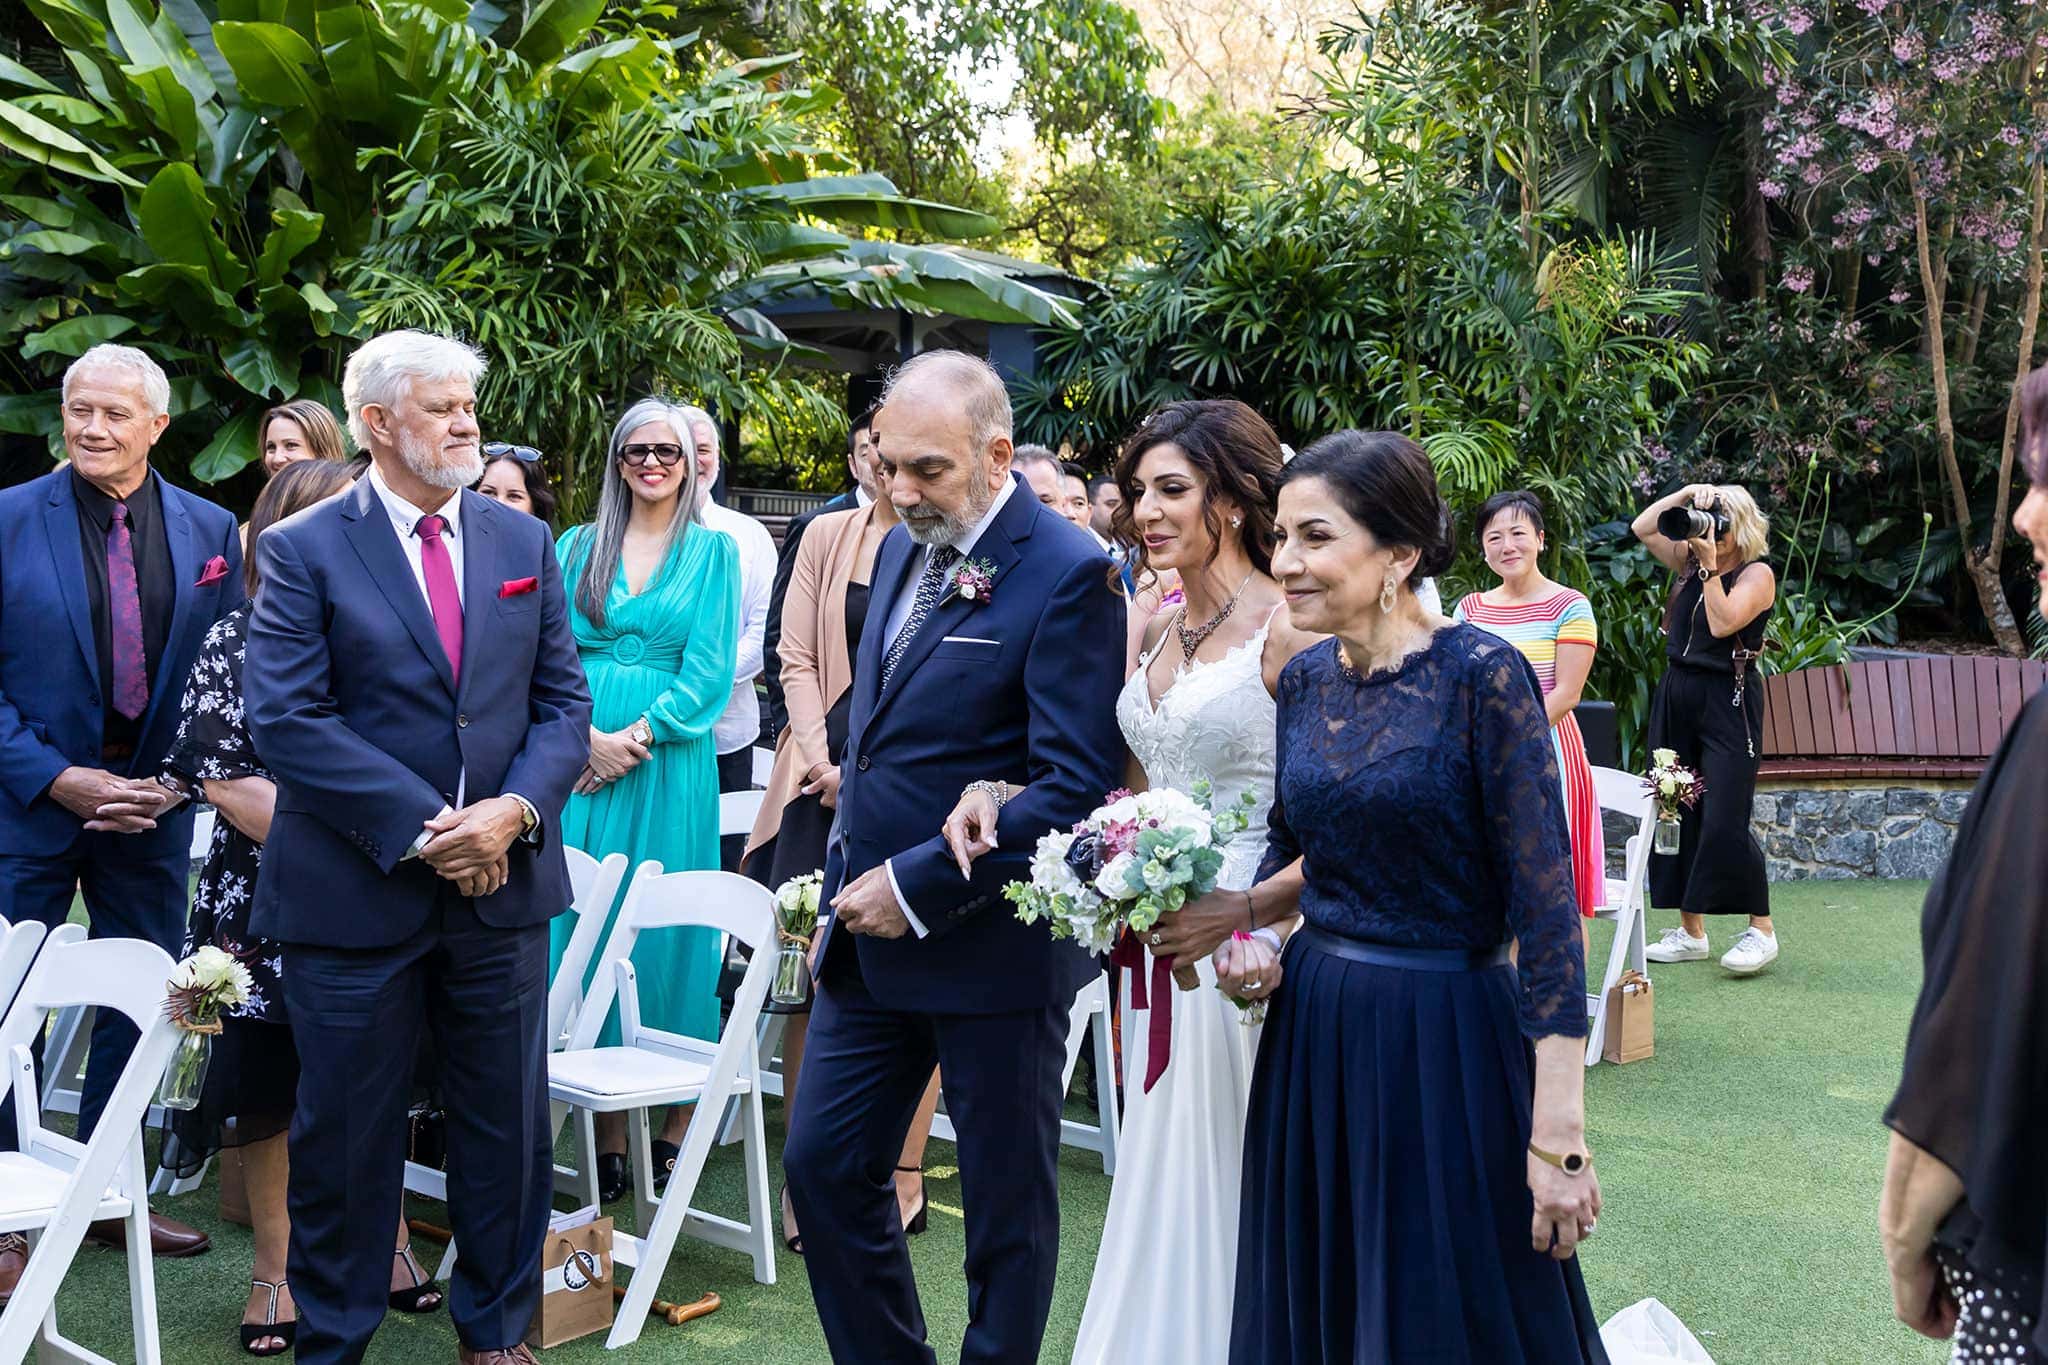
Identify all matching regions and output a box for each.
[0,919,180,1365]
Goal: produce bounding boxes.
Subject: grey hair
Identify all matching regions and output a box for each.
[571,397,702,628]
[879,349,1012,454]
[678,404,720,460]
[64,344,170,418]
[342,329,487,450]
[1011,443,1058,469]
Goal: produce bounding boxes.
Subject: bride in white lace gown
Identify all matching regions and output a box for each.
[946,401,1319,1361]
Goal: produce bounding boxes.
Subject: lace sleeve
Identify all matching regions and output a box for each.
[1257,663,1301,883]
[165,613,260,784]
[1471,641,1587,1038]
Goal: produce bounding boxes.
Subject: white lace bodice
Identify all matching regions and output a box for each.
[1116,616,1278,892]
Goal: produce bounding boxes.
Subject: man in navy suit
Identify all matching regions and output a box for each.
[783,350,1125,1364]
[244,330,590,1365]
[0,344,243,1283]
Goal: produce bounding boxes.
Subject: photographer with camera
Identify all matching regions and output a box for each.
[1632,484,1781,975]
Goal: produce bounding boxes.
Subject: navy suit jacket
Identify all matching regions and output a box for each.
[0,467,245,857]
[820,478,1126,1014]
[244,479,591,949]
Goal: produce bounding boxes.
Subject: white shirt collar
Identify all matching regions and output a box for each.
[942,474,1015,559]
[854,485,873,508]
[366,461,462,541]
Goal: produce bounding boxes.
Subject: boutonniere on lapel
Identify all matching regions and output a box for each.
[944,556,998,607]
[194,555,231,588]
[499,576,539,599]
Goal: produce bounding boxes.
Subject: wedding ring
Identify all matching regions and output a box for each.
[1244,979,1263,991]
[1582,1219,1597,1235]
[1148,932,1162,947]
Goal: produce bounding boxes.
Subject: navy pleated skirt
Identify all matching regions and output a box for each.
[1230,928,1608,1364]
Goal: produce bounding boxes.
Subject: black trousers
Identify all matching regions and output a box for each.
[784,952,1068,1364]
[1647,664,1771,918]
[282,896,551,1363]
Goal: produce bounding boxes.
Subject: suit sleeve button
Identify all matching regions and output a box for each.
[856,755,870,771]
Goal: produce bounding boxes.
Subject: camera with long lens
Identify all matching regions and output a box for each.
[1658,502,1731,542]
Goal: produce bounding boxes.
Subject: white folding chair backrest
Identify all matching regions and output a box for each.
[1585,765,1656,1066]
[0,919,45,1016]
[545,849,631,1051]
[751,746,774,787]
[1590,766,1653,823]
[570,866,776,1059]
[189,808,216,861]
[719,789,765,840]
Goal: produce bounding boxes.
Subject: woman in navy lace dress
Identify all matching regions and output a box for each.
[1228,431,1606,1363]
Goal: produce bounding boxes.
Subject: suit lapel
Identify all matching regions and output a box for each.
[40,476,100,691]
[854,528,916,718]
[456,491,496,706]
[341,479,458,698]
[136,479,197,744]
[864,487,1030,733]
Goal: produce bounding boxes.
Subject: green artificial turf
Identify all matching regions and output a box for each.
[38,880,1943,1364]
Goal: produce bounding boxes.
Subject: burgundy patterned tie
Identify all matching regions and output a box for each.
[107,502,148,720]
[416,514,464,683]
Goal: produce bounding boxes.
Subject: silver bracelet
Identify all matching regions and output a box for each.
[964,779,1010,809]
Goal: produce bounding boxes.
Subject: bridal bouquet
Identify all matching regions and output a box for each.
[1643,748,1704,856]
[158,945,253,1112]
[1006,780,1255,991]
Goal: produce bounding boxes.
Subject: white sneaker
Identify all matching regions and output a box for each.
[1644,927,1709,962]
[1720,927,1779,975]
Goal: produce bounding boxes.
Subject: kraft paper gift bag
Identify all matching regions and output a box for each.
[528,1208,614,1348]
[1603,969,1655,1064]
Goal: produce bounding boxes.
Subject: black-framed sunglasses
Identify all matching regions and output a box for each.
[482,441,544,463]
[619,442,686,468]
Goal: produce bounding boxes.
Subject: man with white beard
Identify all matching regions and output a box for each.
[244,330,590,1365]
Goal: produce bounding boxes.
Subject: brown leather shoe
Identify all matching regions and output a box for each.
[0,1232,27,1304]
[457,1346,538,1364]
[85,1211,211,1257]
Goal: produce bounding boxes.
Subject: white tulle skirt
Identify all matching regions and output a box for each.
[1070,950,1262,1364]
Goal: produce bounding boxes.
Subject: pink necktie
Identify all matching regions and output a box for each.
[108,502,148,719]
[416,514,463,683]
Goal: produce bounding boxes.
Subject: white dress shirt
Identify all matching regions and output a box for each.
[877,476,1019,937]
[365,465,537,850]
[700,499,778,756]
[367,463,464,607]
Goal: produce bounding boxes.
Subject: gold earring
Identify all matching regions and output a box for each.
[1380,575,1397,614]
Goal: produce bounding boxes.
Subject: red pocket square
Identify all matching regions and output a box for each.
[499,576,539,599]
[194,555,230,587]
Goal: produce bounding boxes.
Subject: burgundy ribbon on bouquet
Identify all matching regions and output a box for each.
[1110,929,1176,1094]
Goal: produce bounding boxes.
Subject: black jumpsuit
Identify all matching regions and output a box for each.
[1647,560,1773,917]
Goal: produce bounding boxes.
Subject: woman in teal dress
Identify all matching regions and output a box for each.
[550,396,740,1201]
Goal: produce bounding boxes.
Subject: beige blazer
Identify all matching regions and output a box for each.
[745,505,876,862]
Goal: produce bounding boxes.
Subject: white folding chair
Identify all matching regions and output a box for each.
[188,807,215,863]
[927,972,1120,1172]
[546,866,780,1348]
[403,849,633,1244]
[750,746,774,788]
[1,924,180,1365]
[1585,766,1653,1067]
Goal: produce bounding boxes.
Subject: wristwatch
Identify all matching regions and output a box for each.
[1528,1142,1593,1176]
[628,716,654,748]
[156,773,193,803]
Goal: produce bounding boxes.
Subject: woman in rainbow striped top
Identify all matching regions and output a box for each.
[1454,491,1604,953]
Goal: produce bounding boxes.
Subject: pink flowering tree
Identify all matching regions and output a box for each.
[1753,0,2048,653]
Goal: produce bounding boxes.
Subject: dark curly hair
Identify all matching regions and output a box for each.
[1280,430,1455,580]
[1111,399,1284,585]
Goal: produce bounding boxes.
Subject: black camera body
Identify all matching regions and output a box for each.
[1658,503,1731,542]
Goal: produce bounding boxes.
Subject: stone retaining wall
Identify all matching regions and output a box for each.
[1752,783,1972,882]
[1601,781,1974,883]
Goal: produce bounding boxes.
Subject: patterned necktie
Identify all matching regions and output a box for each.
[416,514,464,683]
[107,501,148,720]
[881,545,960,690]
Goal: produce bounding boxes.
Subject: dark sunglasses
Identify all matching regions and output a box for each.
[483,441,543,463]
[619,443,686,468]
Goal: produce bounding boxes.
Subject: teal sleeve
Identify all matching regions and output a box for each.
[644,529,741,745]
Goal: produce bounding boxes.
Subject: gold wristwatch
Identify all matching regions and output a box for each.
[628,716,654,747]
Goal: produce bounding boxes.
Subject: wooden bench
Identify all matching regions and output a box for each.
[1759,655,2048,780]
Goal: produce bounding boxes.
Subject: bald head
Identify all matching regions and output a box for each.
[874,349,1015,546]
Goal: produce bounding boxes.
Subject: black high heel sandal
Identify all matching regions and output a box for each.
[596,1151,629,1204]
[898,1164,928,1237]
[388,1244,444,1314]
[781,1186,803,1255]
[240,1278,295,1356]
